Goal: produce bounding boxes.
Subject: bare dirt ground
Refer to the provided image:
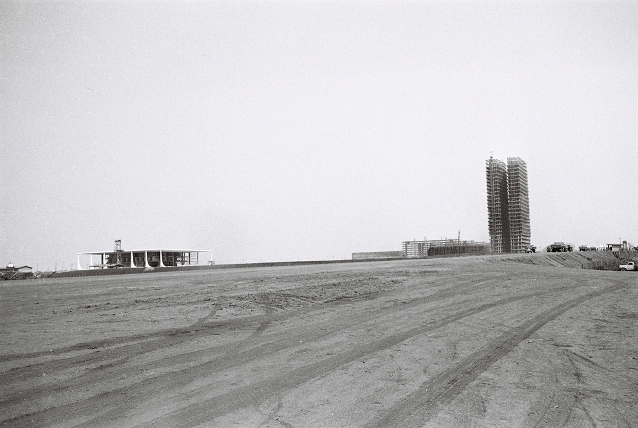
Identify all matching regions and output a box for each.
[1,254,637,427]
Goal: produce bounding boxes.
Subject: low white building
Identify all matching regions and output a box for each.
[77,248,213,270]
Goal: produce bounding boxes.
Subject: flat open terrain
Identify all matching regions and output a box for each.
[1,254,637,427]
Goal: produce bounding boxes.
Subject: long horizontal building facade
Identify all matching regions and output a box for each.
[352,251,404,261]
[77,248,213,270]
[402,239,491,258]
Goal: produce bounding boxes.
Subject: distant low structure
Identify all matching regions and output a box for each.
[0,263,33,279]
[351,251,404,261]
[0,263,32,273]
[402,239,490,258]
[402,241,429,258]
[77,241,213,270]
[606,243,622,252]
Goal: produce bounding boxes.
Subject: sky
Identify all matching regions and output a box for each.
[1,1,637,270]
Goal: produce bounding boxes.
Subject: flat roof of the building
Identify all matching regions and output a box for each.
[78,249,212,255]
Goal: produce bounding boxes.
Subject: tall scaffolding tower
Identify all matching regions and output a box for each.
[486,156,511,253]
[507,157,531,253]
[114,239,123,266]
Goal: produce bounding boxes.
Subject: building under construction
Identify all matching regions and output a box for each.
[486,156,531,253]
[507,157,531,252]
[402,239,490,258]
[76,240,213,270]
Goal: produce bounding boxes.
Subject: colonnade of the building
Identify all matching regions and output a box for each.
[76,250,201,270]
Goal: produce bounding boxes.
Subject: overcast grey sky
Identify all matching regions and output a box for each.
[1,1,637,270]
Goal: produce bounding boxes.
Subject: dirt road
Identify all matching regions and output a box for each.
[1,255,637,427]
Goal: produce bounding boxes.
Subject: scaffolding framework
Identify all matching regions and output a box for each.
[486,157,511,253]
[507,157,531,253]
[402,239,490,258]
[486,156,531,253]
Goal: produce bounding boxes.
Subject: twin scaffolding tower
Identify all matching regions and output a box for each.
[486,156,531,253]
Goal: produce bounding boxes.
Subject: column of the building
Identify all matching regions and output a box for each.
[130,251,136,268]
[144,251,150,268]
[159,250,166,267]
[77,254,83,270]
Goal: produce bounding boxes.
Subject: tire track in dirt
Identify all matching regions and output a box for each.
[0,271,502,364]
[0,274,502,412]
[1,275,504,426]
[93,285,585,428]
[190,303,223,328]
[247,295,275,338]
[519,278,637,428]
[523,350,586,428]
[365,281,627,428]
[0,278,392,364]
[0,281,573,425]
[1,275,574,427]
[522,345,638,428]
[0,278,523,425]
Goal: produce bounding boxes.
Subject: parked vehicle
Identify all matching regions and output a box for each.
[548,242,570,252]
[619,261,636,271]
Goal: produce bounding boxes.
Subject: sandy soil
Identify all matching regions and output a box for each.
[1,254,637,427]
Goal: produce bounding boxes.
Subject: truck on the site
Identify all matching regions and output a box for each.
[619,261,636,271]
[548,242,572,252]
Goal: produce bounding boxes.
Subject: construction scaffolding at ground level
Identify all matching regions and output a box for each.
[402,239,490,258]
